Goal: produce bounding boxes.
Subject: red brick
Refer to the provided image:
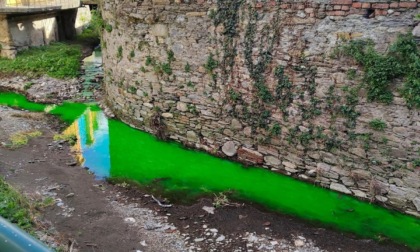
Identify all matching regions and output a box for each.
[361,3,371,8]
[305,8,314,13]
[237,148,264,165]
[390,2,399,8]
[374,9,388,16]
[327,10,347,16]
[342,5,350,11]
[352,2,362,8]
[268,0,277,7]
[331,0,352,4]
[372,3,389,9]
[280,3,289,9]
[334,5,342,10]
[399,2,418,8]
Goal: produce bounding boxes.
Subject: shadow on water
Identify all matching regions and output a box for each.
[0,93,419,250]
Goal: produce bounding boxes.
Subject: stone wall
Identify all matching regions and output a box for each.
[101,0,420,216]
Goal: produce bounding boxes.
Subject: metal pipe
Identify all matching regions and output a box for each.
[0,216,52,252]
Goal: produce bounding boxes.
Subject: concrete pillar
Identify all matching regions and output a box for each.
[57,9,78,40]
[0,15,16,59]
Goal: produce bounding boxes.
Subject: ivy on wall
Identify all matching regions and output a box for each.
[335,34,420,109]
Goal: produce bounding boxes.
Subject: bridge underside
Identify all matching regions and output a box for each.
[0,9,78,58]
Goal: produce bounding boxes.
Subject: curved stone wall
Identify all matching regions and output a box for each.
[101,0,420,216]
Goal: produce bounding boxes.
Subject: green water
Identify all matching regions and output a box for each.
[1,92,419,250]
[0,92,96,123]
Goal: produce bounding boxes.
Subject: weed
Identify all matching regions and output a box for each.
[23,82,34,90]
[128,86,137,94]
[369,119,387,131]
[270,123,281,136]
[184,62,191,73]
[213,192,229,208]
[117,46,123,61]
[337,34,420,108]
[9,131,42,148]
[53,134,77,146]
[105,24,113,33]
[167,50,175,63]
[204,53,219,73]
[161,62,172,75]
[0,43,81,79]
[0,177,34,231]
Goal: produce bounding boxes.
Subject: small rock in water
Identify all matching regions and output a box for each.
[209,228,218,233]
[194,238,205,242]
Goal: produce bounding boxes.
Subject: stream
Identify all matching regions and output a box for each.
[0,93,419,250]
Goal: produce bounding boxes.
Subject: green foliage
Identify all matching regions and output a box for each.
[229,89,241,101]
[213,0,243,37]
[129,50,135,59]
[145,55,154,66]
[167,50,175,63]
[274,66,293,113]
[337,34,420,108]
[8,131,42,148]
[213,192,229,208]
[161,62,172,75]
[270,123,281,136]
[117,46,123,61]
[184,62,191,73]
[0,177,33,231]
[128,86,137,94]
[339,86,360,128]
[23,82,34,90]
[347,68,357,80]
[204,53,218,73]
[0,43,81,78]
[77,10,103,42]
[53,133,77,146]
[369,118,387,131]
[105,24,113,33]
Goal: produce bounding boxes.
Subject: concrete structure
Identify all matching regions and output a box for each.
[0,0,81,58]
[101,0,420,216]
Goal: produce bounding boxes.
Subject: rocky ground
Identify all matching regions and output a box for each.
[0,76,413,252]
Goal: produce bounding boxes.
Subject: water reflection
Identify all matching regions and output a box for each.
[63,109,110,178]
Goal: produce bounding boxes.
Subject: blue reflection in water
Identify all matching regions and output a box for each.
[75,110,111,179]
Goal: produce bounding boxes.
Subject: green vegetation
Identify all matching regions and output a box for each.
[369,119,387,131]
[0,177,34,231]
[77,10,104,43]
[23,82,34,90]
[117,46,123,61]
[53,133,78,145]
[213,192,229,208]
[204,53,218,73]
[336,34,420,108]
[0,43,81,79]
[8,131,42,148]
[184,62,191,73]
